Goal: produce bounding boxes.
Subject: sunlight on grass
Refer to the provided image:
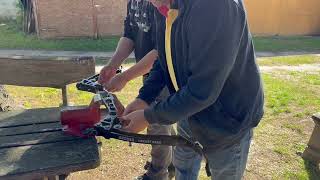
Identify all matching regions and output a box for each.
[263,73,320,115]
[0,21,119,51]
[254,36,320,52]
[258,55,320,66]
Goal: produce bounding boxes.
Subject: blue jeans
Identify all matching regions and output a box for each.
[173,119,253,180]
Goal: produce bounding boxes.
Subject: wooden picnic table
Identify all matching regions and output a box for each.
[0,107,101,180]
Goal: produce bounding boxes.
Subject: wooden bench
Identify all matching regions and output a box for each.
[303,113,320,164]
[0,56,95,106]
[0,56,101,180]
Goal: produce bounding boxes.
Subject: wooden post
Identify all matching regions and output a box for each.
[303,113,320,164]
[62,86,68,107]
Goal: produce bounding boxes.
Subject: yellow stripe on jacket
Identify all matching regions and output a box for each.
[165,9,179,91]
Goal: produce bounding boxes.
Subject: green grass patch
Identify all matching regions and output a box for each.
[263,73,320,115]
[258,55,320,66]
[254,36,320,52]
[282,170,309,180]
[288,71,320,86]
[256,71,320,180]
[0,21,119,52]
[282,123,304,134]
[273,146,291,157]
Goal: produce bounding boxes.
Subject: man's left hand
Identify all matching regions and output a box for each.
[121,110,149,133]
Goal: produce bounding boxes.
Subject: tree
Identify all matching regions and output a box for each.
[19,0,35,34]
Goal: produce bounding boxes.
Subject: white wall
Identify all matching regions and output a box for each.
[0,0,19,19]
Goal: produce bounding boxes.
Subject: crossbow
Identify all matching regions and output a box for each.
[76,74,211,176]
[76,74,204,153]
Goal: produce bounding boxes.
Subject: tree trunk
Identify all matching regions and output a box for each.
[22,0,36,34]
[0,85,14,112]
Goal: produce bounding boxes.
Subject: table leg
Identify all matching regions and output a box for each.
[303,114,320,164]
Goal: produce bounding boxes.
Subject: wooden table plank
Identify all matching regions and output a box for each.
[0,122,61,136]
[0,56,95,88]
[0,131,81,149]
[0,139,100,180]
[0,107,101,180]
[0,108,61,127]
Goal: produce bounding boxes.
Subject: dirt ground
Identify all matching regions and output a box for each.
[69,140,151,180]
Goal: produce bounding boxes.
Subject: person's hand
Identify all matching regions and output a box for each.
[121,110,149,133]
[105,73,128,92]
[98,65,117,86]
[123,98,149,116]
[112,94,125,116]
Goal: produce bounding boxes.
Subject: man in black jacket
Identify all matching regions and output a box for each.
[122,0,264,179]
[98,1,174,179]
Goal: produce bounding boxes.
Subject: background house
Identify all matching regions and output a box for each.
[25,0,320,38]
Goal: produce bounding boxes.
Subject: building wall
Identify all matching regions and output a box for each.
[33,0,126,38]
[0,0,18,19]
[33,0,320,38]
[245,0,320,36]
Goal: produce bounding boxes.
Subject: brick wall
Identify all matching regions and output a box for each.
[33,0,126,39]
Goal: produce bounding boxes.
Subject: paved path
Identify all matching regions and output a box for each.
[0,49,135,59]
[0,49,319,59]
[260,64,320,72]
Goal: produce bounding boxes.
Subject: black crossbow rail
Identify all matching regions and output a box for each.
[76,74,211,176]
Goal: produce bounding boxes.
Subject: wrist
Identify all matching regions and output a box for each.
[119,71,131,82]
[106,63,118,70]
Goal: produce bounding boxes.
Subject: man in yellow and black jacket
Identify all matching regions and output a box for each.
[99,1,175,180]
[122,0,264,179]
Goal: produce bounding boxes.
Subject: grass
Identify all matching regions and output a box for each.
[1,20,320,52]
[3,57,320,179]
[254,36,320,52]
[0,21,119,52]
[258,55,320,66]
[245,68,320,180]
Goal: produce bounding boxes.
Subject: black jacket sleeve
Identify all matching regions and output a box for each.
[144,0,246,124]
[137,59,165,105]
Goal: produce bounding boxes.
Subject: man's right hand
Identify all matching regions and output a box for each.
[98,65,118,86]
[123,98,149,116]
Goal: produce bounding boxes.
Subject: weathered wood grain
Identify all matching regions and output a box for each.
[0,131,81,149]
[0,108,61,127]
[0,56,95,88]
[0,107,100,179]
[0,139,100,180]
[0,122,61,136]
